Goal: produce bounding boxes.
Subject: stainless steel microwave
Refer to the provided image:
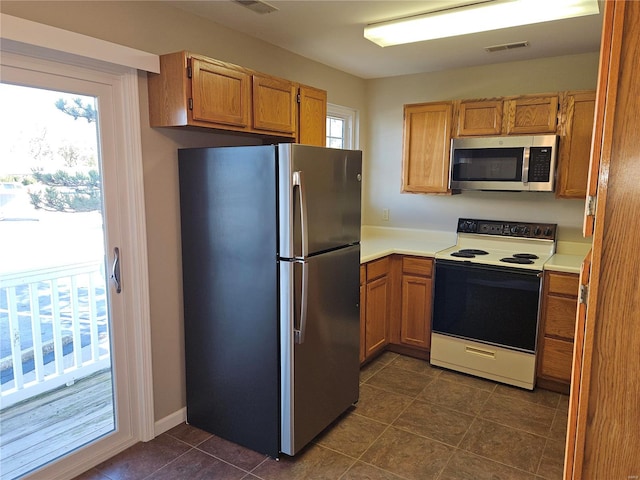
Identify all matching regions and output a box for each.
[449,135,558,192]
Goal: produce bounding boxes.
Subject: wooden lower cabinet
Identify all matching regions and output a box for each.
[360,255,434,364]
[360,257,391,362]
[536,270,579,392]
[398,257,433,350]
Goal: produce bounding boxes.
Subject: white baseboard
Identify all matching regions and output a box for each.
[154,407,186,437]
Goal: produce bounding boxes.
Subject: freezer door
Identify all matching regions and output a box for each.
[280,244,360,456]
[279,144,362,258]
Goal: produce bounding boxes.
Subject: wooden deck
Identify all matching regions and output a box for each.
[0,369,114,480]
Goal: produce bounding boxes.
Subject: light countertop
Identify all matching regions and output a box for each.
[545,241,591,274]
[361,225,591,274]
[361,226,456,263]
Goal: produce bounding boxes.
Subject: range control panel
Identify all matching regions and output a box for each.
[457,218,557,240]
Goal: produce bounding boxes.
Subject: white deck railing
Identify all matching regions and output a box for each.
[0,262,111,409]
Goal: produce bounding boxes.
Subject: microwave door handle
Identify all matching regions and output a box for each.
[522,147,530,185]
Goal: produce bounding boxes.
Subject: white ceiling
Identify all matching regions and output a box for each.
[168,0,604,79]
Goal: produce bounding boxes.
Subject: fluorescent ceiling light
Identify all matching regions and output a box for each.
[364,0,600,47]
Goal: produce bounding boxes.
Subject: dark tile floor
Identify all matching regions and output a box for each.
[74,352,568,480]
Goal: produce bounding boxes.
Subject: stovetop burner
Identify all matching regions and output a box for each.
[459,249,489,255]
[451,248,489,258]
[513,253,539,259]
[451,251,475,258]
[500,257,535,265]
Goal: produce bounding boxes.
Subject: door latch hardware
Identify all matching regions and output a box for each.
[579,284,589,305]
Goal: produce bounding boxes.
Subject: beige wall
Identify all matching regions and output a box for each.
[364,52,600,241]
[1,1,600,423]
[1,1,367,422]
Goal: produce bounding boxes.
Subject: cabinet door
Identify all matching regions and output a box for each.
[298,85,327,146]
[556,91,596,199]
[252,74,297,134]
[402,102,453,194]
[566,250,591,479]
[503,95,559,134]
[400,274,432,349]
[365,275,390,357]
[544,296,578,340]
[456,100,503,136]
[537,271,579,387]
[190,57,251,127]
[539,337,574,381]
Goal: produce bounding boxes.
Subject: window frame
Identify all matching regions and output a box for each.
[326,103,359,150]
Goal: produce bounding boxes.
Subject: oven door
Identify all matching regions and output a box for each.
[432,259,542,353]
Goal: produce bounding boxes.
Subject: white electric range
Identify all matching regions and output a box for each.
[430,218,557,390]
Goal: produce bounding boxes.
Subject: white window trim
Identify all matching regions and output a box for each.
[327,103,359,150]
[1,14,159,73]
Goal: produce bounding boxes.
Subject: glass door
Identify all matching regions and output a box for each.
[0,81,115,480]
[0,54,142,479]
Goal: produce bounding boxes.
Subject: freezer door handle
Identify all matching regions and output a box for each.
[292,170,308,259]
[294,260,309,344]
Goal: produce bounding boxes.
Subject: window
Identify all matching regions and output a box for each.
[326,103,358,149]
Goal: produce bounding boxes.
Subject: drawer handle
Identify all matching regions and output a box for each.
[465,346,496,359]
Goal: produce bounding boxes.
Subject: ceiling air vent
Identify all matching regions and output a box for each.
[484,41,530,53]
[233,0,278,14]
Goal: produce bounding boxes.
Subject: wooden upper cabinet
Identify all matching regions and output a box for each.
[402,102,454,194]
[297,84,327,146]
[252,74,296,134]
[456,100,503,136]
[556,91,597,199]
[503,95,559,134]
[191,56,251,127]
[148,51,325,141]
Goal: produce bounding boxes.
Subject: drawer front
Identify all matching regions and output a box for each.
[545,296,578,340]
[402,256,433,277]
[366,256,390,282]
[547,272,579,297]
[540,337,574,382]
[360,265,366,286]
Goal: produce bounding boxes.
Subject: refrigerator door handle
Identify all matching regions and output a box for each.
[294,259,308,344]
[292,170,308,259]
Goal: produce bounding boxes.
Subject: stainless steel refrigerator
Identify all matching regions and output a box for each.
[178,143,362,458]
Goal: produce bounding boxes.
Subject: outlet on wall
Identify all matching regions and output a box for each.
[382,208,389,221]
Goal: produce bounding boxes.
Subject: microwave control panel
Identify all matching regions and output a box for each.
[528,147,553,182]
[457,218,557,240]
